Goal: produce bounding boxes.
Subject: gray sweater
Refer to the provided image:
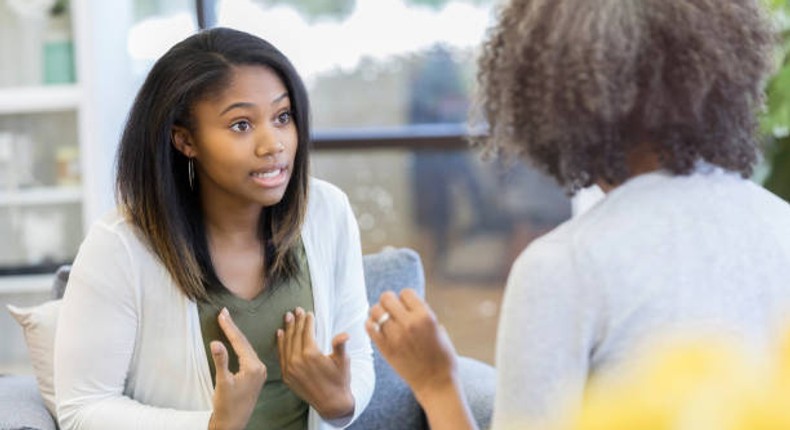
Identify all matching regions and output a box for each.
[492,165,790,428]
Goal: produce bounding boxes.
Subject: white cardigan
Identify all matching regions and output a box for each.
[54,178,374,430]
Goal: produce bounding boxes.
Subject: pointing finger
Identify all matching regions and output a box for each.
[210,340,230,383]
[217,308,258,368]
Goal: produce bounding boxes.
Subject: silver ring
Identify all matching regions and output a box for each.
[374,312,390,332]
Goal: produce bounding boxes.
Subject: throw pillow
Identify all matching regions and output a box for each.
[7,300,61,418]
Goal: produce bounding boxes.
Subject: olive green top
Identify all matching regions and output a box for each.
[198,240,314,430]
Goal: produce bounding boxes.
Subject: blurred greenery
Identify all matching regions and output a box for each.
[133,0,192,22]
[404,0,492,9]
[762,0,790,202]
[261,0,355,21]
[254,0,494,21]
[50,0,69,16]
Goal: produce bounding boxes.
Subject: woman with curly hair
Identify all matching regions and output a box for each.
[366,0,790,429]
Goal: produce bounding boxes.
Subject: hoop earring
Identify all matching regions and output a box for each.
[188,157,195,191]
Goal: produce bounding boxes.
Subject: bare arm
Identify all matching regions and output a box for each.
[366,289,478,430]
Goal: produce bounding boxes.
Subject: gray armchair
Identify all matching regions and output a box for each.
[351,248,496,430]
[0,248,496,430]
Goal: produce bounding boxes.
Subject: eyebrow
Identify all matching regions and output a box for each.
[219,92,290,116]
[220,102,255,116]
[271,92,289,105]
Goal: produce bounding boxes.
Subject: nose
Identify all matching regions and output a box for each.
[254,130,285,158]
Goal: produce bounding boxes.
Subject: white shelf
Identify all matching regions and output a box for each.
[0,85,82,115]
[0,273,51,294]
[0,186,82,206]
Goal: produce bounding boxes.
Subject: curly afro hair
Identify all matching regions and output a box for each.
[473,0,776,192]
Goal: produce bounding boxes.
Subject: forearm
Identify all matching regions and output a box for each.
[414,377,478,430]
[57,396,211,430]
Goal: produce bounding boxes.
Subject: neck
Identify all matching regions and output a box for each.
[201,198,267,299]
[596,143,662,193]
[200,197,263,247]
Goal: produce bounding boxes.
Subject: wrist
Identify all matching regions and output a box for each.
[412,373,463,409]
[209,413,241,430]
[316,391,355,420]
[413,373,478,430]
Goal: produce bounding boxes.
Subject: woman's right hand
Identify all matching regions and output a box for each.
[366,289,477,430]
[366,289,458,399]
[209,307,267,430]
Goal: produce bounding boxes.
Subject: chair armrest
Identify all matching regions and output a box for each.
[356,248,496,429]
[459,357,496,430]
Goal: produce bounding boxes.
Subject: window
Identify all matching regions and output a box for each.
[216,0,493,130]
[208,0,572,364]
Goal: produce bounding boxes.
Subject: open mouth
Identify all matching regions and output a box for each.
[251,168,282,179]
[250,166,288,188]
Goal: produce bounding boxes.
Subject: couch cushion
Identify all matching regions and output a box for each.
[51,266,70,301]
[0,375,56,430]
[350,248,427,430]
[362,247,425,303]
[7,300,61,418]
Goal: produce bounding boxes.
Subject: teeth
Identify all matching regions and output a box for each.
[253,169,281,179]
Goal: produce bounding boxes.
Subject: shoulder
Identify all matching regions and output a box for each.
[301,178,360,258]
[82,209,135,250]
[506,205,610,303]
[509,220,581,290]
[305,177,353,223]
[67,210,144,297]
[77,209,152,266]
[308,177,350,207]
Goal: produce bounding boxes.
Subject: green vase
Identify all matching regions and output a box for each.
[43,39,75,84]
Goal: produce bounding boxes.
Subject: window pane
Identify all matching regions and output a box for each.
[216,0,575,364]
[217,0,495,129]
[313,148,572,363]
[127,0,198,79]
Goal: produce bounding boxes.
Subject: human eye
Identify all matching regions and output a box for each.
[229,120,253,133]
[275,110,292,126]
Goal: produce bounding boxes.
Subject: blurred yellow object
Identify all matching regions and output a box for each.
[560,332,790,430]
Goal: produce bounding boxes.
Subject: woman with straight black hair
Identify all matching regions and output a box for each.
[54,27,374,430]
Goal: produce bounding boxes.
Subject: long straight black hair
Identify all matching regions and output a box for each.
[116,28,311,301]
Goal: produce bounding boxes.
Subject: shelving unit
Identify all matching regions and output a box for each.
[0,0,85,374]
[0,85,82,115]
[0,186,82,206]
[0,274,52,295]
[0,0,88,276]
[0,0,135,279]
[0,0,140,374]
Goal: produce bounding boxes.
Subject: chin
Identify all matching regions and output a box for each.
[258,190,288,208]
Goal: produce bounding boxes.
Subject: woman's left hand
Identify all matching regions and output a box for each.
[277,307,355,420]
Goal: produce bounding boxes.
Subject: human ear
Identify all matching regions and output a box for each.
[171,125,196,158]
